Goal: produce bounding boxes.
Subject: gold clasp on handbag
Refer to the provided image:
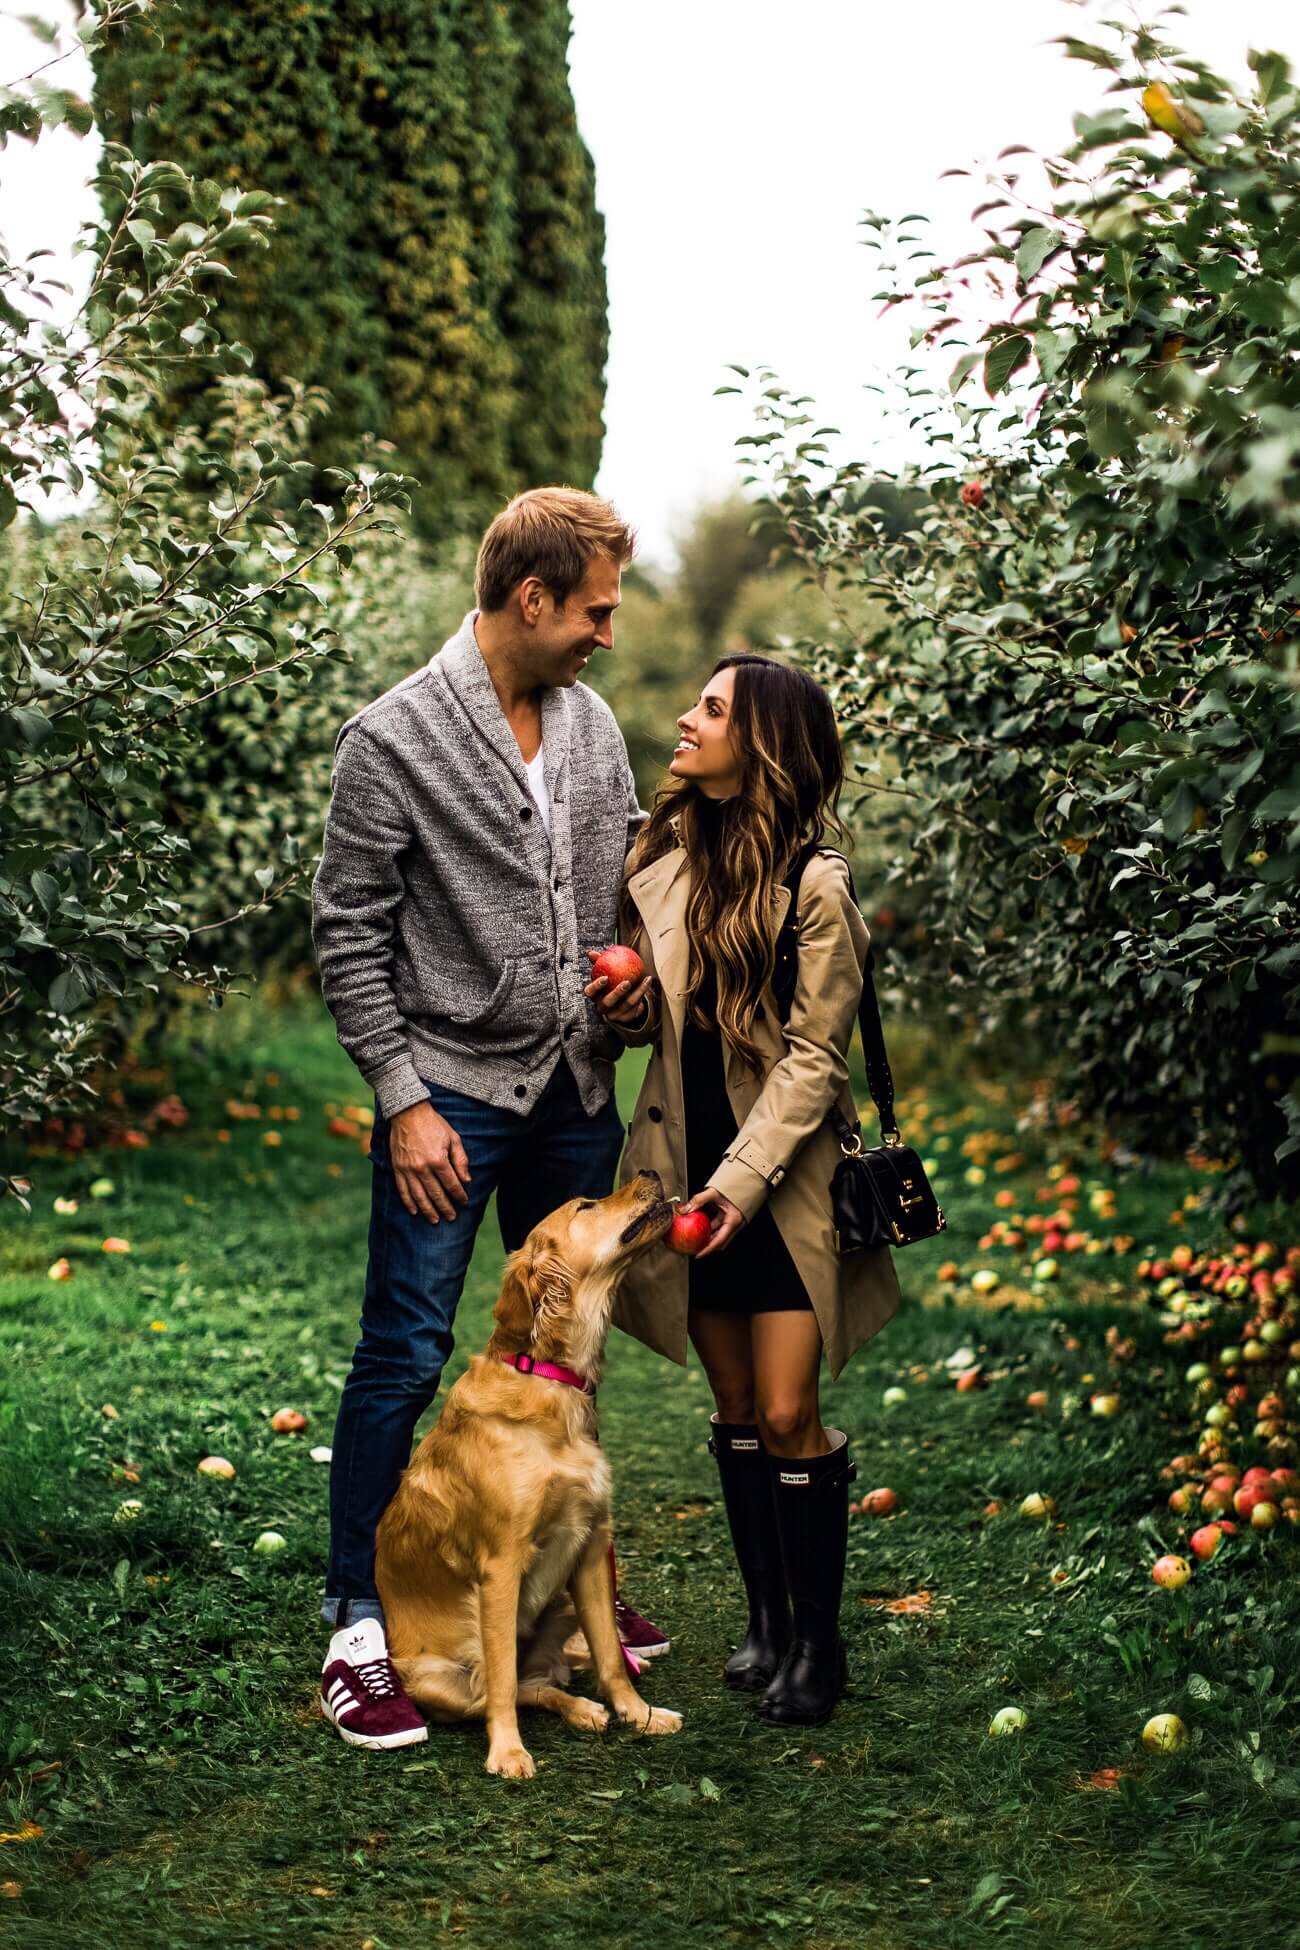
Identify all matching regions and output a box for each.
[840,1133,864,1158]
[883,1132,903,1149]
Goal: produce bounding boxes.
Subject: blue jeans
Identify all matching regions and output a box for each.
[322,1057,625,1626]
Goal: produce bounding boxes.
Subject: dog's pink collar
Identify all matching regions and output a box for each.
[499,1352,593,1395]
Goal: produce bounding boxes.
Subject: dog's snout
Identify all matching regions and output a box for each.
[636,1170,663,1191]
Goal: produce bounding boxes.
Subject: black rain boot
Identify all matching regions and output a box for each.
[757,1430,855,1727]
[708,1418,792,1691]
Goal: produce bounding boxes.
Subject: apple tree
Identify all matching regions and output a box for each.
[731,13,1300,1202]
[0,5,410,1198]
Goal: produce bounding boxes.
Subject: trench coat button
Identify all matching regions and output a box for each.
[771,1167,785,1186]
[647,1105,663,1123]
[520,805,532,819]
[514,1085,527,1099]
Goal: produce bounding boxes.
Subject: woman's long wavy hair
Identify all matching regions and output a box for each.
[620,652,847,1072]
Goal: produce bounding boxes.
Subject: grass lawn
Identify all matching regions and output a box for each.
[2,1000,1299,1949]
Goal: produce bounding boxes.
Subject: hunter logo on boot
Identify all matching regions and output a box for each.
[778,1469,812,1485]
[730,1437,760,1451]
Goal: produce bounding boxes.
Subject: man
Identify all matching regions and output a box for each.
[310,487,666,1750]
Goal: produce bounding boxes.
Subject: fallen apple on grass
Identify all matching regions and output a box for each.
[1019,1492,1056,1521]
[1141,1712,1188,1753]
[1151,1554,1191,1590]
[861,1487,898,1517]
[1190,1524,1225,1561]
[197,1456,236,1480]
[252,1530,288,1557]
[988,1706,1027,1736]
[270,1408,307,1435]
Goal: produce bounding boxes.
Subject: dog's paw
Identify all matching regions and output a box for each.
[485,1742,536,1780]
[566,1696,610,1734]
[616,1700,683,1737]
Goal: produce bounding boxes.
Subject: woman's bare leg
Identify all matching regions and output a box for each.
[750,1310,829,1458]
[688,1308,757,1422]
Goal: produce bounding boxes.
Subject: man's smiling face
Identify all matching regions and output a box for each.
[524,554,622,689]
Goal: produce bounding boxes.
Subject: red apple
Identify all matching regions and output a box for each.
[862,1487,898,1516]
[1190,1524,1225,1561]
[589,946,645,991]
[270,1407,307,1435]
[960,480,985,508]
[667,1209,712,1257]
[1234,1482,1274,1519]
[1151,1554,1191,1590]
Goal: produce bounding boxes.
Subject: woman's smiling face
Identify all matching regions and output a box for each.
[670,666,742,799]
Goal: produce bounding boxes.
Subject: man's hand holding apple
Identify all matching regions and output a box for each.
[583,945,656,1026]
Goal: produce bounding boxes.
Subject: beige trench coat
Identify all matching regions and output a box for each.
[611,840,902,1379]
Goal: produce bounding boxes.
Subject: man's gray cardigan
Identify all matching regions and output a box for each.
[311,612,646,1123]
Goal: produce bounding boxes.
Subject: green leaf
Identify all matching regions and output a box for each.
[3,703,51,748]
[983,335,1031,397]
[49,965,93,1014]
[970,1871,1002,1911]
[1015,227,1061,284]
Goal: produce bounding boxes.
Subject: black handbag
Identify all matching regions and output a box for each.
[772,846,946,1255]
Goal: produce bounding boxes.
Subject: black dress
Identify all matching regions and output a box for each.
[681,807,813,1316]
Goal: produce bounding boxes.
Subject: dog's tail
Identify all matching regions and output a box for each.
[394,1654,484,1723]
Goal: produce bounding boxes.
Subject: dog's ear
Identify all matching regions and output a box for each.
[529,1251,575,1329]
[493,1247,535,1347]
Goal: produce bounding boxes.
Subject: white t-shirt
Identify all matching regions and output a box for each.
[524,744,551,836]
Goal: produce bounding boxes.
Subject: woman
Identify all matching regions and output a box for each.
[585,653,901,1727]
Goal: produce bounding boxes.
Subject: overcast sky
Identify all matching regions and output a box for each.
[570,0,1300,562]
[3,2,1298,565]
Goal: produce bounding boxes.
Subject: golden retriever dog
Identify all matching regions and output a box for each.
[375,1169,683,1779]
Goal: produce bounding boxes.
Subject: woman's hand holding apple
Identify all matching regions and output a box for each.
[674,1187,745,1258]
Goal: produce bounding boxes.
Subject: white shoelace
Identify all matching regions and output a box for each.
[353,1655,397,1699]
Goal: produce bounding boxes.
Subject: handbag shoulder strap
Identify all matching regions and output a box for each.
[773,845,901,1147]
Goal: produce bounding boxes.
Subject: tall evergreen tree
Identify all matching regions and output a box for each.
[93,0,607,533]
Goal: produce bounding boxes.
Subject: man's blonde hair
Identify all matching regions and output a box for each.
[475,486,636,612]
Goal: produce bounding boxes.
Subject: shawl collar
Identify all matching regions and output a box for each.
[433,611,572,839]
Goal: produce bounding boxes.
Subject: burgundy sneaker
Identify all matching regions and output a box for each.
[614,1596,671,1660]
[320,1617,428,1750]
